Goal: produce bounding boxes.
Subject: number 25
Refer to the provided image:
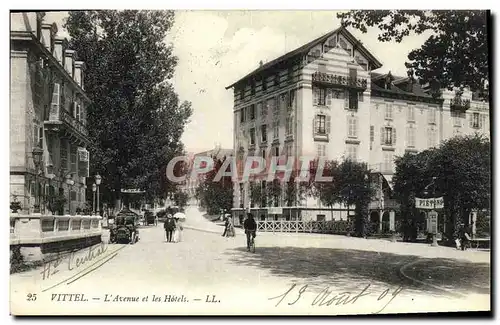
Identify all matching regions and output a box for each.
[27,293,37,301]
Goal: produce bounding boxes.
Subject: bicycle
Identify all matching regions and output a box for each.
[249,235,255,253]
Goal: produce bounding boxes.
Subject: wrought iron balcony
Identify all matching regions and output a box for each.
[44,105,89,146]
[450,96,471,111]
[312,72,367,91]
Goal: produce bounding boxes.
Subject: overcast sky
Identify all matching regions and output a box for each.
[45,10,431,153]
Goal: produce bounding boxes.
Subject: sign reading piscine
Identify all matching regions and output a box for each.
[415,197,444,210]
[121,189,146,194]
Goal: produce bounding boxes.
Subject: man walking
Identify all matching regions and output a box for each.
[164,215,175,242]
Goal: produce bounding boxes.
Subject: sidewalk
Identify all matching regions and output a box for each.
[182,206,490,264]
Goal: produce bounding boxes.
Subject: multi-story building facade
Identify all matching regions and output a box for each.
[226,26,490,229]
[10,12,91,215]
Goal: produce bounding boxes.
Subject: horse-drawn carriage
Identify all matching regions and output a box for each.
[109,208,140,244]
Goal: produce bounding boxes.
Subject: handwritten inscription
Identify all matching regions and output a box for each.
[269,283,403,314]
[41,243,109,280]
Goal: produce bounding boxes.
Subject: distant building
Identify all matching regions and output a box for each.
[181,145,233,204]
[10,12,91,215]
[226,26,489,229]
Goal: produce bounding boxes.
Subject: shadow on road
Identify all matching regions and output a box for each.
[224,246,490,298]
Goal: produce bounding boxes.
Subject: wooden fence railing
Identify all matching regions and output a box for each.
[257,220,352,234]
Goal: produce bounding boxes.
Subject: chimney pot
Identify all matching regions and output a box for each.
[64,49,75,77]
[53,37,65,64]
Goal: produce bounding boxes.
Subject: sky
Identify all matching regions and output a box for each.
[44,10,431,154]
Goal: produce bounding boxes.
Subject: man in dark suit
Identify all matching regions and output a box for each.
[164,216,175,242]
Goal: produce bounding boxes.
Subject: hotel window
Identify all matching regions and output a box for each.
[427,128,437,148]
[260,124,267,143]
[288,89,296,110]
[472,112,480,128]
[262,149,266,160]
[385,103,393,120]
[261,101,267,118]
[428,107,436,124]
[70,145,77,173]
[249,104,256,120]
[239,88,244,100]
[407,105,415,121]
[279,93,288,112]
[347,116,358,138]
[288,66,294,83]
[251,80,256,95]
[345,90,358,110]
[273,121,279,139]
[346,144,358,161]
[240,107,246,123]
[317,144,326,157]
[33,123,43,148]
[249,128,256,145]
[313,87,327,106]
[262,77,267,91]
[286,116,293,135]
[315,115,327,135]
[383,151,394,173]
[286,143,293,156]
[370,126,374,149]
[274,147,280,156]
[267,97,277,117]
[381,126,395,146]
[274,73,279,86]
[406,125,416,148]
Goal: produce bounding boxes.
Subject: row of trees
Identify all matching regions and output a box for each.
[65,11,192,211]
[392,134,491,241]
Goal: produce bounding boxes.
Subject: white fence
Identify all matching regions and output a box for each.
[257,220,352,234]
[10,213,103,246]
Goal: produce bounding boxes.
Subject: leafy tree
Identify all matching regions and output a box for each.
[173,191,189,209]
[65,10,192,210]
[393,134,491,242]
[196,157,233,215]
[266,179,282,207]
[311,160,342,220]
[249,181,263,208]
[337,10,489,92]
[337,160,373,237]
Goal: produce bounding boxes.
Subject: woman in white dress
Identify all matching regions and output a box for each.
[173,218,183,243]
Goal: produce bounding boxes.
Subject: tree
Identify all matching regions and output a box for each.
[337,10,489,92]
[311,160,342,220]
[173,191,189,210]
[393,134,491,242]
[196,157,233,215]
[65,11,192,210]
[337,160,373,237]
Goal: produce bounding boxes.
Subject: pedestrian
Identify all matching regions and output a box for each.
[173,218,183,243]
[164,215,175,242]
[459,223,471,251]
[227,215,235,237]
[222,215,229,237]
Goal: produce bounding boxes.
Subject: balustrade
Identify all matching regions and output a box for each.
[10,213,102,246]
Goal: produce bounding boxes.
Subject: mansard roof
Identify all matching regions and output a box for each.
[226,26,383,90]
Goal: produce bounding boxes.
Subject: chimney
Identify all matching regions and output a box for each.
[64,49,75,77]
[53,37,66,64]
[74,61,85,88]
[40,23,57,51]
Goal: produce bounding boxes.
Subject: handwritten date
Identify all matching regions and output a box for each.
[269,283,403,314]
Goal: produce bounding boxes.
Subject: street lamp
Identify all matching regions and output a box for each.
[92,183,97,215]
[32,147,43,214]
[66,174,75,215]
[95,174,101,215]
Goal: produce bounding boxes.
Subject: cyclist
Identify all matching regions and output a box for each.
[243,213,257,251]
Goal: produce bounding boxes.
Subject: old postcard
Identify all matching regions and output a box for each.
[9,9,491,316]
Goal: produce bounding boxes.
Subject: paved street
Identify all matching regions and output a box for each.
[10,206,490,315]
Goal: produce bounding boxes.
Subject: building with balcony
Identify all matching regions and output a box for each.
[226,25,490,230]
[10,12,91,215]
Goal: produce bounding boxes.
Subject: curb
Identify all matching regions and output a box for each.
[399,259,468,298]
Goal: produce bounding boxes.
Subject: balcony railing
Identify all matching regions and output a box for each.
[450,97,471,111]
[46,105,89,144]
[61,109,88,137]
[312,72,367,91]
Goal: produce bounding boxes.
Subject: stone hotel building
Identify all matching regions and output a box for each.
[226,26,489,229]
[10,12,91,215]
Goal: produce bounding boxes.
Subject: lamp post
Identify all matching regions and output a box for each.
[32,147,43,214]
[95,174,101,216]
[66,175,75,215]
[92,183,97,215]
